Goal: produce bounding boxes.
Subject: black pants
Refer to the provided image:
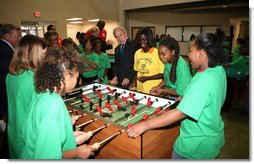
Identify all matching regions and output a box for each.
[81,75,98,83]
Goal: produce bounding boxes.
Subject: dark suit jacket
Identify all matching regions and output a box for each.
[0,39,14,119]
[114,38,137,88]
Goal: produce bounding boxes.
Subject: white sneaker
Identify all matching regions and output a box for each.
[0,119,6,133]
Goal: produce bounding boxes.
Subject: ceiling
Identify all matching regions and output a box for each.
[126,0,249,13]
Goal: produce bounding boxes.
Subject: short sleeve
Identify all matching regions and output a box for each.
[177,79,210,121]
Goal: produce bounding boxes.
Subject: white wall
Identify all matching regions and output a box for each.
[126,10,248,55]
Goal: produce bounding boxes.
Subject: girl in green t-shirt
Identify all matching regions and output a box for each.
[93,39,111,84]
[6,34,47,159]
[150,37,192,98]
[80,39,100,84]
[20,48,98,159]
[127,33,227,159]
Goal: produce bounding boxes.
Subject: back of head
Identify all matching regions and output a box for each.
[194,32,227,67]
[62,38,72,47]
[47,24,56,31]
[239,43,249,56]
[96,20,105,30]
[35,47,85,93]
[9,34,48,74]
[214,28,225,46]
[190,34,196,41]
[91,26,99,36]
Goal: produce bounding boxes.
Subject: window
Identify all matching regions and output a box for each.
[21,21,55,37]
[166,27,182,41]
[165,25,221,42]
[131,26,155,39]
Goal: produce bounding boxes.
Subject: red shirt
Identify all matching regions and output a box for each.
[86,28,107,42]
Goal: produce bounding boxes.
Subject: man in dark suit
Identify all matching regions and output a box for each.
[111,26,137,88]
[0,24,21,132]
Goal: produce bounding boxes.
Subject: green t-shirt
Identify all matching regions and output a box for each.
[78,44,85,53]
[224,56,249,78]
[20,92,76,159]
[223,41,230,55]
[175,66,226,159]
[80,52,100,78]
[97,52,111,84]
[232,45,240,62]
[6,70,36,159]
[163,56,192,96]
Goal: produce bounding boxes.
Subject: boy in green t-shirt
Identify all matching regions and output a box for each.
[127,33,227,159]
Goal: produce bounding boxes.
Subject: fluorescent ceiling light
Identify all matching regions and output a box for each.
[66,18,83,21]
[69,21,83,24]
[88,19,99,22]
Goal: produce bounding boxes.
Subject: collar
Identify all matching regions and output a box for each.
[141,47,155,53]
[1,39,14,51]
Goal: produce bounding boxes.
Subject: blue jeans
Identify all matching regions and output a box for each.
[172,149,186,159]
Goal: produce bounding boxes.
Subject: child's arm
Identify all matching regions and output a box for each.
[150,80,165,95]
[62,144,97,159]
[99,68,108,82]
[137,73,163,83]
[129,73,137,90]
[127,108,186,138]
[82,56,98,69]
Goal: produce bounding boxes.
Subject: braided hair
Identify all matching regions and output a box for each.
[159,37,180,83]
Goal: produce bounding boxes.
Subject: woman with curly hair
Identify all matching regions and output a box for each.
[20,48,98,159]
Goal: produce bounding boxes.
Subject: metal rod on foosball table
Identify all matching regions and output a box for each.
[76,118,98,130]
[116,95,146,111]
[65,85,100,101]
[86,87,116,100]
[93,129,125,149]
[64,96,77,102]
[126,101,172,129]
[152,101,172,117]
[114,96,153,123]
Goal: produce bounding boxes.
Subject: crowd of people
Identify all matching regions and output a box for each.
[0,21,249,159]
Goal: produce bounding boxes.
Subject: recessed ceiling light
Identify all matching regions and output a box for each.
[222,5,227,8]
[88,19,100,22]
[69,21,83,24]
[66,18,83,21]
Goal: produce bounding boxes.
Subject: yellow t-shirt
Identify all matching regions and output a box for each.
[134,47,164,94]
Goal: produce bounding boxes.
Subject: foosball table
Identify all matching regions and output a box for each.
[63,83,180,159]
